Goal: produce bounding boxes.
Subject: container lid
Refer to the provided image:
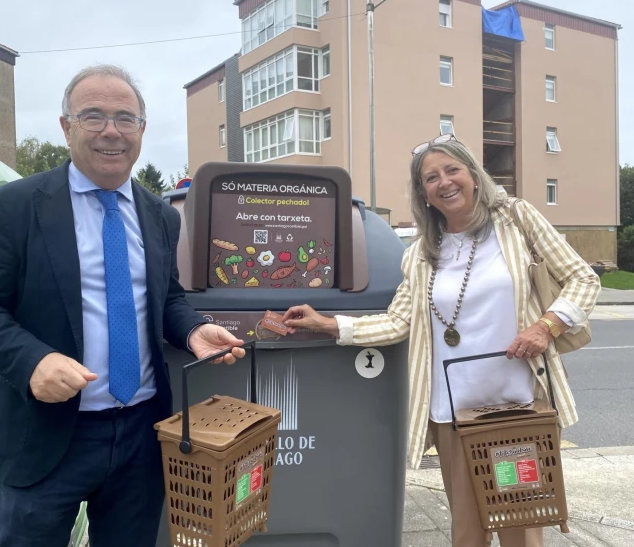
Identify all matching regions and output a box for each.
[154,395,281,451]
[455,399,557,427]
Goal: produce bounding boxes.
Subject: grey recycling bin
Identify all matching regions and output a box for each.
[158,162,409,547]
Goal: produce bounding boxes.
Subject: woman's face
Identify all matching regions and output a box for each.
[420,151,476,231]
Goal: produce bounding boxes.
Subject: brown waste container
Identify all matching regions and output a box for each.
[443,351,569,544]
[155,342,281,547]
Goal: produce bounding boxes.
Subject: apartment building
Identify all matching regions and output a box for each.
[185,0,620,262]
[0,44,19,170]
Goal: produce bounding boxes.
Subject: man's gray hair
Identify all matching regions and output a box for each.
[61,64,146,118]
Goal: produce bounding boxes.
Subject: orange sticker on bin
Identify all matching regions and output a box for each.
[262,311,288,336]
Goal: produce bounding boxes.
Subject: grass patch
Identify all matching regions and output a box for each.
[600,270,634,290]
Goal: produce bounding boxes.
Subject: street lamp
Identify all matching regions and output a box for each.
[366,0,391,213]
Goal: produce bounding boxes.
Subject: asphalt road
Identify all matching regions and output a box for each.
[562,318,634,449]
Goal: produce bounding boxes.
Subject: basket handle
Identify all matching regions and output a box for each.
[179,340,257,454]
[443,351,557,430]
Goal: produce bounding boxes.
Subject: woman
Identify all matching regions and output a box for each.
[282,135,600,547]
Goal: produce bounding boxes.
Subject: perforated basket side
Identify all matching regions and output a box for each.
[221,424,278,547]
[160,422,278,547]
[457,418,568,533]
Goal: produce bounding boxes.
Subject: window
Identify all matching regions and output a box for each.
[439,0,452,27]
[219,125,226,148]
[544,24,555,50]
[546,76,556,102]
[245,111,295,163]
[546,127,561,153]
[440,115,454,135]
[322,108,331,140]
[321,45,330,78]
[321,0,329,15]
[243,48,294,110]
[297,0,319,29]
[244,109,325,162]
[241,0,295,54]
[440,57,453,85]
[298,110,321,153]
[218,79,225,102]
[297,47,320,92]
[547,179,557,205]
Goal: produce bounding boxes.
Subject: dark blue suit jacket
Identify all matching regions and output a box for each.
[0,161,204,487]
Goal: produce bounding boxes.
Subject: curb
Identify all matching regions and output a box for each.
[404,481,634,532]
[596,301,634,306]
[568,510,634,532]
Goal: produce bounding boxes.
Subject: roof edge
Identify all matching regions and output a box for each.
[183,54,239,90]
[0,44,20,58]
[491,0,622,30]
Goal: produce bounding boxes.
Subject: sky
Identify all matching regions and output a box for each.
[2,0,632,181]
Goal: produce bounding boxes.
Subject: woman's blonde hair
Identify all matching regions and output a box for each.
[409,139,504,266]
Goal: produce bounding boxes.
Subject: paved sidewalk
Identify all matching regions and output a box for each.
[596,288,634,306]
[404,446,634,547]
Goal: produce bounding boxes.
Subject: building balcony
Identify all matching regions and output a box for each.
[483,43,515,92]
[483,120,514,145]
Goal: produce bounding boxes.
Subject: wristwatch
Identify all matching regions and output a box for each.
[539,317,561,339]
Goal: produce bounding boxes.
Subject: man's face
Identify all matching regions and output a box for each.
[59,75,145,190]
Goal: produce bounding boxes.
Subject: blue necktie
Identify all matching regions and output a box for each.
[96,190,141,405]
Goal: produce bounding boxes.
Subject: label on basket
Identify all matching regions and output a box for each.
[235,450,265,506]
[491,443,541,493]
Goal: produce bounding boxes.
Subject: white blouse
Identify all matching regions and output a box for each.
[429,229,535,423]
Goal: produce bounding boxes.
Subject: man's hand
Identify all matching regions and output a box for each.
[29,353,98,403]
[188,324,246,364]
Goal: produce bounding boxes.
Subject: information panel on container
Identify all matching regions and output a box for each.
[209,177,336,289]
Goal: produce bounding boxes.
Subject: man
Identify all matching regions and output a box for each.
[0,65,245,547]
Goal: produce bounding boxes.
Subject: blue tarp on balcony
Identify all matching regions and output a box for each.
[482,5,525,41]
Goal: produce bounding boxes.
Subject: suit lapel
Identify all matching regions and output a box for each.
[132,183,165,346]
[34,162,84,359]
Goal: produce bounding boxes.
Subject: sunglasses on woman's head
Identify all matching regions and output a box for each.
[411,134,457,156]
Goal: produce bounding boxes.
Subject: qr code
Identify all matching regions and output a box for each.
[254,230,268,244]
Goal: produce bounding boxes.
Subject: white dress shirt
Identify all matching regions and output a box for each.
[68,163,156,410]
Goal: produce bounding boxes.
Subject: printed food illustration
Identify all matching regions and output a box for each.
[297,247,309,263]
[224,255,244,275]
[278,250,292,263]
[213,238,239,251]
[270,263,299,280]
[245,277,260,287]
[214,265,229,285]
[257,251,275,267]
[210,237,334,289]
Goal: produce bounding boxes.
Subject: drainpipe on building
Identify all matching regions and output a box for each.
[366,0,392,213]
[367,0,377,212]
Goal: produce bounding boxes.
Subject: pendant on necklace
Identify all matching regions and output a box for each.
[456,242,462,261]
[444,327,460,347]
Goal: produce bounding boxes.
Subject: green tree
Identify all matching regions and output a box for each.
[16,136,70,177]
[168,164,189,188]
[617,225,634,272]
[620,164,634,230]
[135,161,165,196]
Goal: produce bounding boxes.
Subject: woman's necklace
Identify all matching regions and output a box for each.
[428,234,478,347]
[447,232,468,261]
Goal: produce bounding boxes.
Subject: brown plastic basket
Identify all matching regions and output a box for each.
[155,342,281,547]
[443,351,569,543]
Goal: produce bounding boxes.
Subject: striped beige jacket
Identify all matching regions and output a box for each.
[337,198,601,469]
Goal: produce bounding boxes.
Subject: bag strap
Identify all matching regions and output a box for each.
[509,198,538,258]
